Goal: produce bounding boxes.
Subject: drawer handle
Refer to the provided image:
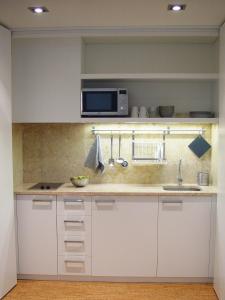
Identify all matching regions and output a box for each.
[64,240,84,245]
[95,199,116,204]
[32,199,53,203]
[64,240,84,244]
[64,220,84,224]
[64,199,84,203]
[64,260,85,268]
[65,259,84,263]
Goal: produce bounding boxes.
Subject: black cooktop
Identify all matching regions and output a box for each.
[29,182,63,190]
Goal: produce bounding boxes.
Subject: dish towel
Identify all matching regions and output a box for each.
[85,135,105,173]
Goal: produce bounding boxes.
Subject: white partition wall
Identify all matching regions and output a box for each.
[214,22,225,300]
[0,26,17,299]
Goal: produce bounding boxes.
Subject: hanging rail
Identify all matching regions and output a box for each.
[91,126,205,135]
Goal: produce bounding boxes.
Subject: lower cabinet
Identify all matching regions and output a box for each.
[92,196,158,277]
[16,195,57,275]
[157,196,212,277]
[16,193,214,279]
[57,196,92,276]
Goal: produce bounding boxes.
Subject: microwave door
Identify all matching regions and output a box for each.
[82,91,118,116]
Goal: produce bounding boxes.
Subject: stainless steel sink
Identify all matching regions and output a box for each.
[163,185,201,191]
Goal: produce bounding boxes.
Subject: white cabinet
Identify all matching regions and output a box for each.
[12,37,81,122]
[157,196,212,277]
[57,196,92,276]
[16,195,57,275]
[12,35,218,123]
[92,196,158,277]
[82,38,218,118]
[15,193,215,280]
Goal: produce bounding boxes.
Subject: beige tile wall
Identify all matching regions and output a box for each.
[12,123,214,185]
[211,124,218,185]
[12,124,23,188]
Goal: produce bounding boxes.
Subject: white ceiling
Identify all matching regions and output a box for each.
[0,0,225,31]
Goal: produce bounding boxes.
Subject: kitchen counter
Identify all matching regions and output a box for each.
[14,183,217,196]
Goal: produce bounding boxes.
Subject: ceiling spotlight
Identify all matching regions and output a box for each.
[168,4,186,12]
[28,6,49,14]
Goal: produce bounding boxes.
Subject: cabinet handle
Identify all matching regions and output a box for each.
[64,259,84,263]
[64,260,85,266]
[162,200,183,204]
[32,199,53,203]
[64,240,84,243]
[162,200,183,209]
[95,199,116,204]
[64,199,84,203]
[64,220,84,224]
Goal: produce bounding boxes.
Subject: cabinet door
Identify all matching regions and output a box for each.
[12,37,81,122]
[158,196,212,277]
[16,195,57,275]
[92,196,158,277]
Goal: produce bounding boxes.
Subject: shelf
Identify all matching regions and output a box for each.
[80,117,218,124]
[81,73,218,81]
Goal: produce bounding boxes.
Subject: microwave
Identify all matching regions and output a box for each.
[81,88,128,117]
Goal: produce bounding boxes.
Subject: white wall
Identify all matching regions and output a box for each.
[214,23,225,300]
[0,26,17,299]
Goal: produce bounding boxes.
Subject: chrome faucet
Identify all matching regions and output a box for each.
[177,159,183,186]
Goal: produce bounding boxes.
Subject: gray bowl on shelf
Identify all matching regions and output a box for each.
[158,106,175,118]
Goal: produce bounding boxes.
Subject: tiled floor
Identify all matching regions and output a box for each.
[4,280,218,300]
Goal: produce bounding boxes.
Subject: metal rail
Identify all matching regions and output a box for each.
[91,126,205,135]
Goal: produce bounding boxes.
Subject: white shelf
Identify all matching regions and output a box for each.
[81,73,218,81]
[80,117,218,124]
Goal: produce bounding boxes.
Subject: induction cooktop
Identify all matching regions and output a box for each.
[29,182,64,190]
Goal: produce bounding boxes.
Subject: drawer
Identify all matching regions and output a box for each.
[57,196,91,216]
[58,255,91,275]
[58,234,91,256]
[57,215,91,235]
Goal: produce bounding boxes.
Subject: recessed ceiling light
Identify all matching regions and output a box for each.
[168,4,186,12]
[28,6,49,14]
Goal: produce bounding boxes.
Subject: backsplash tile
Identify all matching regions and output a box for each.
[13,123,213,185]
[12,124,23,188]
